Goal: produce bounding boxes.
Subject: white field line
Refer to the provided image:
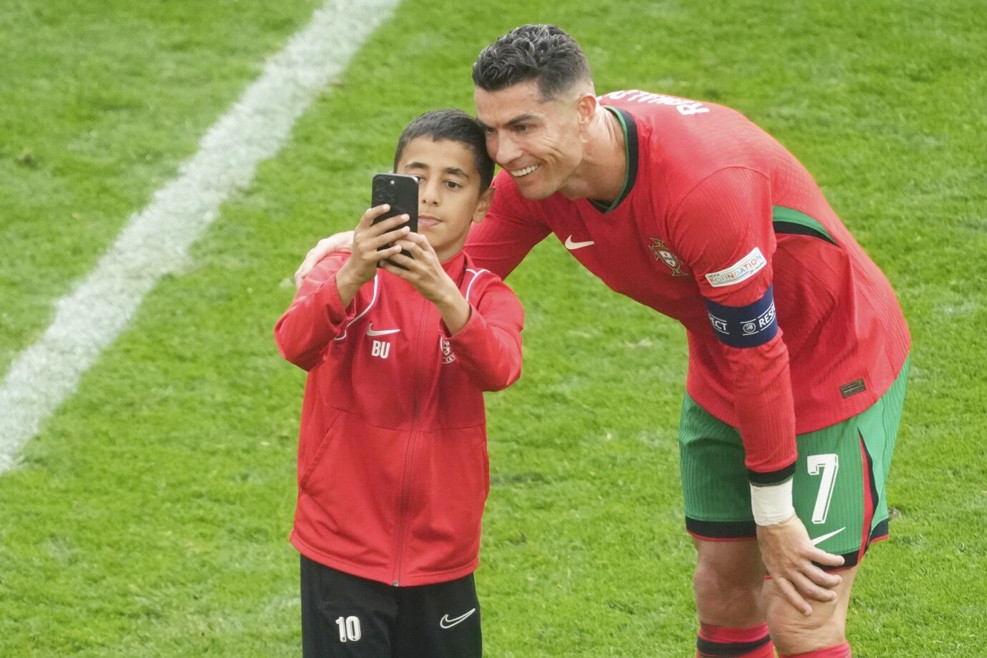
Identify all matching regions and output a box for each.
[0,0,403,474]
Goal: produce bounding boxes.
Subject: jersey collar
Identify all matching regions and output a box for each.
[589,106,639,213]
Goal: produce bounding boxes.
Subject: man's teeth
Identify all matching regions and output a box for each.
[511,164,539,178]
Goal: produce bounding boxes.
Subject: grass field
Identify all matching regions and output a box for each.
[1,0,985,655]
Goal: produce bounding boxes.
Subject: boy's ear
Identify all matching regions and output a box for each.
[471,187,495,224]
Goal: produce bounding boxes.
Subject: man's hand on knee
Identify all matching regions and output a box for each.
[756,514,844,616]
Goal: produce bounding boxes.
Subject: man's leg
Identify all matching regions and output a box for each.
[763,566,856,657]
[693,539,856,656]
[681,395,776,657]
[693,538,774,658]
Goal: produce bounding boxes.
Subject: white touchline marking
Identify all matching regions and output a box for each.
[0,0,403,474]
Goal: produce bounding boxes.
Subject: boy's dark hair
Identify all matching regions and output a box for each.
[394,109,495,192]
[472,24,592,101]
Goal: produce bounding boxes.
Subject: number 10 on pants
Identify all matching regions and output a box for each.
[336,616,362,642]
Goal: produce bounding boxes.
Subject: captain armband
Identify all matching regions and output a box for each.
[749,478,795,526]
[704,285,778,348]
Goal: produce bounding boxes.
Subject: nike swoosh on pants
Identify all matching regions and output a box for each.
[439,608,476,629]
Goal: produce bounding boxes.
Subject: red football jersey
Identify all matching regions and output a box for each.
[466,89,910,479]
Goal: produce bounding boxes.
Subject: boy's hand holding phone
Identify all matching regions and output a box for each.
[334,204,412,305]
[294,173,419,288]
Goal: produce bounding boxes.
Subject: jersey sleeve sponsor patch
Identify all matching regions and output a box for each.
[705,285,778,348]
[704,247,767,288]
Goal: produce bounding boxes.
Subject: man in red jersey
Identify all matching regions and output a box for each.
[296,25,909,658]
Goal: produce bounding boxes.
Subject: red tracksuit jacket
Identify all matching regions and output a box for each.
[274,250,523,586]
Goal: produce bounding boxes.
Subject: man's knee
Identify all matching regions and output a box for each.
[763,570,854,655]
[693,541,765,625]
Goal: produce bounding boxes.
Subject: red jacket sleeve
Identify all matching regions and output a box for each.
[464,171,551,279]
[446,273,524,392]
[273,253,352,371]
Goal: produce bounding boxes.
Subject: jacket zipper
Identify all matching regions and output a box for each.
[391,295,430,586]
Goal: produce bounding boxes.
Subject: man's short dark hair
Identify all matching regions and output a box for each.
[472,24,592,101]
[394,109,495,192]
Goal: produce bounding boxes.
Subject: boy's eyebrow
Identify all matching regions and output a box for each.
[405,162,471,179]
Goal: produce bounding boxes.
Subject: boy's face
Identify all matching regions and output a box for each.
[396,136,492,262]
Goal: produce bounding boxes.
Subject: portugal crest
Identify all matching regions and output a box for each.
[649,238,688,276]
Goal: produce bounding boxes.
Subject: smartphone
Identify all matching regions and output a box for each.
[371,173,419,234]
[371,173,419,265]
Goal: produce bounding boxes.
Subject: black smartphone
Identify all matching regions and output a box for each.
[371,173,419,265]
[371,173,419,233]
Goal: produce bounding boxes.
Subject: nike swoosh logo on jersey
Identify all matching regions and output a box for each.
[564,235,595,250]
[810,527,846,546]
[439,608,477,629]
[366,323,400,337]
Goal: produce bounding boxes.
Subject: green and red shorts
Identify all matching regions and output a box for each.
[679,359,909,568]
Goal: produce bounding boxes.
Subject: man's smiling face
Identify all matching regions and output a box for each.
[474,79,586,201]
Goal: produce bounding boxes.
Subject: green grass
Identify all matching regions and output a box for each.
[1,0,985,655]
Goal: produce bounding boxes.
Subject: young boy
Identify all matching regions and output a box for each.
[274,109,523,657]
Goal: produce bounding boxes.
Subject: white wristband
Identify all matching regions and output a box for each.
[750,478,795,526]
